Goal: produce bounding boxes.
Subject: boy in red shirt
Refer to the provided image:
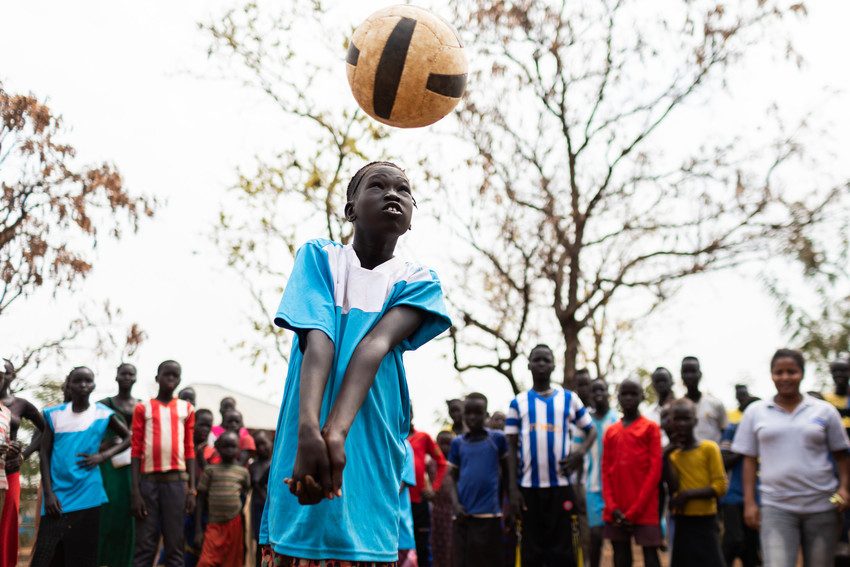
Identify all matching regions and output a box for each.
[602,379,662,567]
[407,408,447,567]
[130,360,196,567]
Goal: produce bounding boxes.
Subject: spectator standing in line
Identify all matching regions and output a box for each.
[572,368,594,565]
[487,411,506,431]
[733,348,850,567]
[195,431,250,567]
[130,360,196,567]
[398,439,419,567]
[184,408,215,567]
[30,367,131,567]
[825,357,850,435]
[0,400,10,515]
[449,393,509,567]
[506,344,596,567]
[645,367,675,445]
[0,357,45,567]
[97,363,141,567]
[720,392,761,567]
[211,396,237,438]
[667,398,727,567]
[178,387,197,408]
[578,378,619,567]
[447,398,466,437]
[727,384,755,425]
[681,356,727,443]
[602,380,662,567]
[430,430,455,567]
[250,432,272,567]
[408,408,447,567]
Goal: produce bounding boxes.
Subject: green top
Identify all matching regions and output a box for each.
[199,463,250,523]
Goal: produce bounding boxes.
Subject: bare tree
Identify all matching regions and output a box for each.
[445,0,847,389]
[0,85,155,316]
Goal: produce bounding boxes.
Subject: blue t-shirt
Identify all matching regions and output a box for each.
[398,441,416,551]
[721,421,760,505]
[42,402,114,515]
[449,430,508,515]
[261,239,451,562]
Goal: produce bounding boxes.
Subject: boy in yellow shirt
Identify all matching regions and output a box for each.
[666,398,727,567]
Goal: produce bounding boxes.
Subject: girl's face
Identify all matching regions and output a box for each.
[67,368,95,402]
[1,360,15,392]
[772,357,803,397]
[347,166,414,237]
[116,365,137,390]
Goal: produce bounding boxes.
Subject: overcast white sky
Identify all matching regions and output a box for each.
[1,1,849,431]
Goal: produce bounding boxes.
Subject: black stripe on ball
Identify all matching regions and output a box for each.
[426,73,467,98]
[346,42,360,66]
[373,17,417,119]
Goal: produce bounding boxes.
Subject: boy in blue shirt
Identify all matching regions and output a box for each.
[448,392,509,567]
[261,162,451,565]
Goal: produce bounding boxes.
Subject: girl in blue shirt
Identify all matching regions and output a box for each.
[261,162,451,565]
[31,366,131,567]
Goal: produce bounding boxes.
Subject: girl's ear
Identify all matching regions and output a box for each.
[344,200,356,222]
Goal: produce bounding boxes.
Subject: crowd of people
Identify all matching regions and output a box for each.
[1,160,850,567]
[0,359,272,567]
[0,348,848,567]
[405,347,850,567]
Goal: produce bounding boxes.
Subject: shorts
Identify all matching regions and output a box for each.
[603,523,663,547]
[585,491,605,528]
[260,548,398,567]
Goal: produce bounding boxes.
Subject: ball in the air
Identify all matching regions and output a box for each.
[346,5,468,128]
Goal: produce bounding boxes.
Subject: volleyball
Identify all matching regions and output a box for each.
[345,5,468,128]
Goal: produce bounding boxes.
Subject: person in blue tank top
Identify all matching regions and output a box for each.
[260,161,452,565]
[30,366,131,567]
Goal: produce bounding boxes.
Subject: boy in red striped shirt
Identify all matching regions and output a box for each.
[130,360,196,567]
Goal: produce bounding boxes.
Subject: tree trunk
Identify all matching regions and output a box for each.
[562,321,580,390]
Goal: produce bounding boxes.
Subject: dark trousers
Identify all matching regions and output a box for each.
[722,503,760,567]
[453,516,503,567]
[520,486,577,567]
[671,515,726,567]
[134,478,187,567]
[30,506,101,567]
[412,501,432,567]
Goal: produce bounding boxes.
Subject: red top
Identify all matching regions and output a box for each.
[407,429,447,503]
[602,416,662,525]
[131,398,196,474]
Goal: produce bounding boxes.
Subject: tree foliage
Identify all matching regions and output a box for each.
[0,85,155,315]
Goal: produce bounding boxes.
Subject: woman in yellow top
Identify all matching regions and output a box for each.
[666,398,728,567]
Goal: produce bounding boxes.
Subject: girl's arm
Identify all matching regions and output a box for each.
[288,329,335,504]
[321,306,425,495]
[742,456,759,528]
[21,399,46,460]
[833,451,850,510]
[39,419,61,517]
[77,414,131,468]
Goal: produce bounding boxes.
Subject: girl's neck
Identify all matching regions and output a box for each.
[156,391,174,404]
[775,391,803,410]
[71,398,91,413]
[532,379,553,393]
[352,231,398,270]
[116,387,134,400]
[594,402,610,415]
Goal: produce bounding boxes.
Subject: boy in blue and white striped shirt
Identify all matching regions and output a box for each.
[506,344,596,567]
